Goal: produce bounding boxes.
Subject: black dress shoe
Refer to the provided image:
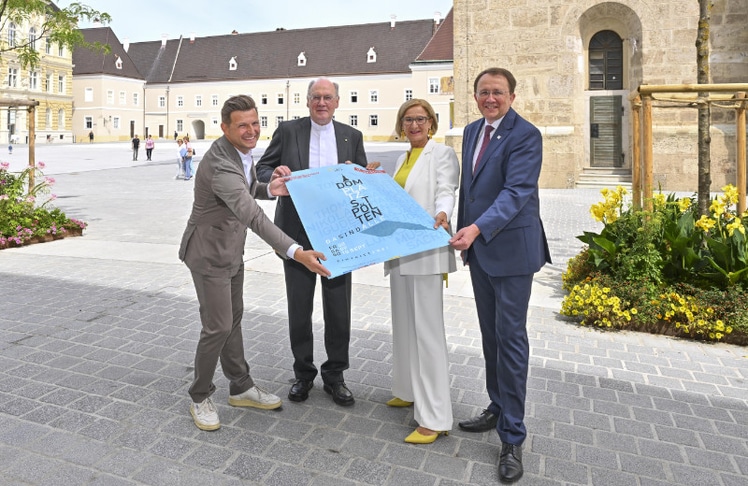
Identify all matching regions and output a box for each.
[288,379,313,402]
[499,443,523,484]
[323,382,355,406]
[458,409,498,432]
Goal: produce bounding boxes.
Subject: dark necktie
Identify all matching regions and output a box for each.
[474,125,494,173]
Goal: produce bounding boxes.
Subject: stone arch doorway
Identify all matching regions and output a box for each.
[191,120,205,140]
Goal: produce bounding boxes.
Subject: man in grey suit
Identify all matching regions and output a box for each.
[450,68,551,483]
[179,95,330,431]
[256,78,367,407]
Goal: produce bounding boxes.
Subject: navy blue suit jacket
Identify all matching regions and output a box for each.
[457,108,551,277]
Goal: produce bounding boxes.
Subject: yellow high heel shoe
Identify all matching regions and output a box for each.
[404,428,448,444]
[386,397,413,407]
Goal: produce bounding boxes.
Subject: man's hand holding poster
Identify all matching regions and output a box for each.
[285,164,451,278]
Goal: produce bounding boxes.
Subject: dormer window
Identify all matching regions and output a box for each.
[367,47,376,63]
[115,56,123,69]
[297,52,306,67]
[229,56,237,71]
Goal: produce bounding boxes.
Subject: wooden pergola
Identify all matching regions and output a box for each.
[0,99,40,191]
[629,84,748,212]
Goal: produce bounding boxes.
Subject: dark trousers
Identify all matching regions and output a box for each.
[283,257,351,384]
[188,266,254,403]
[468,250,532,446]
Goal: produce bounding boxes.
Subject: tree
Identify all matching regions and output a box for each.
[0,0,111,69]
[695,0,712,215]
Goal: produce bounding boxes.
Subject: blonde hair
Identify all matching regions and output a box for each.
[394,99,438,136]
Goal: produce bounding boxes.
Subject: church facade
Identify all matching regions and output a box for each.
[448,0,747,190]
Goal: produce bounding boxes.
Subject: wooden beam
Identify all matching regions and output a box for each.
[631,95,642,209]
[639,83,748,95]
[642,94,654,211]
[737,92,747,215]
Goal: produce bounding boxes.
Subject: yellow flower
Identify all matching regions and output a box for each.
[721,184,739,205]
[695,215,716,232]
[677,198,691,212]
[709,199,726,218]
[652,193,666,208]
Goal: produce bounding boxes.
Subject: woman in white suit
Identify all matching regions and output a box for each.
[385,99,459,444]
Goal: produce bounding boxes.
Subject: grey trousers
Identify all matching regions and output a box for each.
[188,266,254,403]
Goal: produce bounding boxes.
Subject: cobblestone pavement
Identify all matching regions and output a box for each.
[0,142,746,485]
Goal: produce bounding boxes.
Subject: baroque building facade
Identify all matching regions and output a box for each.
[0,7,74,145]
[449,0,748,191]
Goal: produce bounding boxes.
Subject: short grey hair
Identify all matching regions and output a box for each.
[307,78,340,98]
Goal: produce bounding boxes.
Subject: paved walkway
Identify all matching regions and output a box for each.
[0,142,746,485]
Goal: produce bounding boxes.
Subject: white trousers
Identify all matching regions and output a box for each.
[389,264,453,431]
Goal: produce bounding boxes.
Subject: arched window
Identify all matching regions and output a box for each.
[8,23,16,47]
[589,30,623,90]
[29,27,37,50]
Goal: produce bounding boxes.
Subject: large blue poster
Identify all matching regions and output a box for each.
[285,164,451,278]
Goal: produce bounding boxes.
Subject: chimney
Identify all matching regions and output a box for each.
[190,32,195,43]
[434,11,442,26]
[390,15,396,30]
[161,34,167,48]
[122,37,129,52]
[231,30,239,35]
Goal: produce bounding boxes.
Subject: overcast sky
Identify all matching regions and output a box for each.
[58,0,453,43]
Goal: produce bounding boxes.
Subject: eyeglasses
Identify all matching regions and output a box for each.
[309,95,336,103]
[476,90,509,99]
[402,116,430,125]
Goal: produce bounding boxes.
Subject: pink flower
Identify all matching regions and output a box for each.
[44,177,56,185]
[49,194,57,201]
[0,194,8,200]
[25,196,35,203]
[0,162,9,169]
[37,161,46,169]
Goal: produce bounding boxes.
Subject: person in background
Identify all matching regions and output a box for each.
[384,99,459,444]
[89,131,94,143]
[183,135,194,180]
[178,94,330,431]
[175,138,185,179]
[131,134,140,161]
[450,67,551,484]
[145,135,155,161]
[255,78,367,407]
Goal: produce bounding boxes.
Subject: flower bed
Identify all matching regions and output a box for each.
[0,161,87,250]
[561,185,748,346]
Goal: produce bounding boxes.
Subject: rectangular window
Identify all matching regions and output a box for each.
[293,93,300,104]
[57,109,64,129]
[29,71,38,90]
[369,90,378,103]
[349,115,358,127]
[292,115,300,120]
[428,78,439,94]
[46,73,52,93]
[132,93,139,106]
[119,91,126,105]
[261,94,268,105]
[113,117,120,129]
[212,94,219,106]
[276,116,284,126]
[177,96,184,107]
[84,116,93,129]
[404,89,413,101]
[212,117,219,126]
[277,93,284,105]
[7,68,18,88]
[369,114,378,127]
[84,87,93,102]
[260,116,268,128]
[107,90,114,104]
[58,43,64,57]
[58,75,64,93]
[45,38,51,54]
[176,119,184,131]
[195,95,202,107]
[158,96,165,108]
[350,91,358,103]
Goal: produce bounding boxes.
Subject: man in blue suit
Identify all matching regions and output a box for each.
[450,67,551,484]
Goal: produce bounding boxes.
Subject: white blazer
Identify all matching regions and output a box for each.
[384,139,459,276]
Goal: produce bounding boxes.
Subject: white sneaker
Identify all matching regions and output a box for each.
[229,385,282,410]
[190,397,220,431]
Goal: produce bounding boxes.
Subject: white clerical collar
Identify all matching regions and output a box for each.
[311,119,333,132]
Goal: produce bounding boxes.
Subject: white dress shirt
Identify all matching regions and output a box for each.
[309,120,338,168]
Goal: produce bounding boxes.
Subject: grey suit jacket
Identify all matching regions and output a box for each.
[255,117,368,241]
[179,135,294,278]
